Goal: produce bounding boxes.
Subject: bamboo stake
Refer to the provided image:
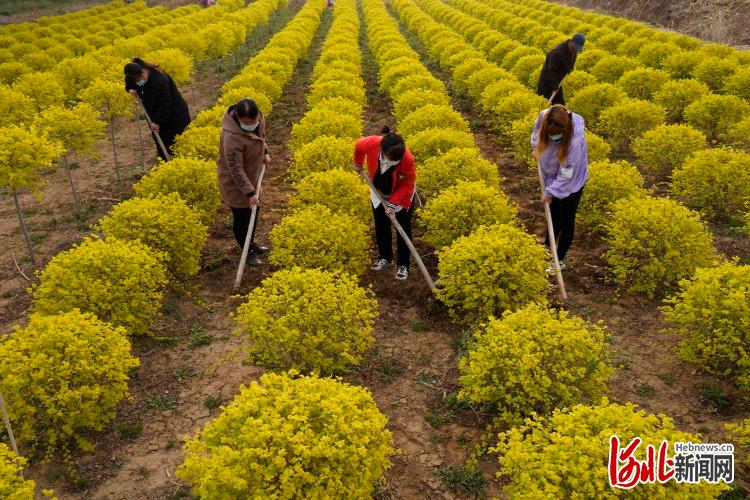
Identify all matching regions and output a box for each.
[357,169,435,292]
[11,188,35,266]
[63,157,80,214]
[0,392,21,480]
[108,118,120,181]
[134,109,146,169]
[234,160,266,290]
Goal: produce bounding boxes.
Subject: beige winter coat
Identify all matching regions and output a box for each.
[217,105,267,209]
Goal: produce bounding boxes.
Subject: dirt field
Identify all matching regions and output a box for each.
[1,0,748,498]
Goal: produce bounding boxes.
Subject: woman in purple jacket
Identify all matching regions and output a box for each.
[531,104,589,272]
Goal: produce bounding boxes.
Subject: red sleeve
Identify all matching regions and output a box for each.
[354,136,380,166]
[389,150,416,208]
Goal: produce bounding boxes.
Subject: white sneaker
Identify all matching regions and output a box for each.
[546,260,566,275]
[396,266,409,280]
[371,259,392,271]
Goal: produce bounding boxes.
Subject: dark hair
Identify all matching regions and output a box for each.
[236,98,260,119]
[380,126,405,161]
[124,57,163,82]
[132,57,163,73]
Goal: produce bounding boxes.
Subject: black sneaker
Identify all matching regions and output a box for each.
[245,253,262,267]
[251,243,270,255]
[395,266,409,280]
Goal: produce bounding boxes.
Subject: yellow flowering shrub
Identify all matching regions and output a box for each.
[597,99,665,152]
[726,116,750,152]
[288,135,353,182]
[420,180,518,250]
[0,87,34,127]
[31,237,167,334]
[724,67,750,103]
[494,401,729,499]
[0,443,36,499]
[562,70,597,100]
[491,91,548,136]
[289,169,370,226]
[568,83,627,131]
[663,262,750,389]
[270,206,369,277]
[190,105,224,129]
[307,79,365,109]
[417,147,500,200]
[133,157,220,226]
[290,107,361,151]
[33,103,105,157]
[589,55,639,83]
[436,224,550,324]
[605,196,717,297]
[685,94,750,144]
[79,78,131,120]
[653,79,709,123]
[178,372,393,498]
[511,54,546,87]
[98,193,207,280]
[0,124,63,193]
[632,124,707,180]
[508,112,537,168]
[459,303,611,425]
[12,72,64,112]
[671,148,750,222]
[637,42,681,69]
[172,125,220,161]
[143,48,192,84]
[407,128,476,163]
[578,160,648,235]
[393,89,449,122]
[662,51,702,79]
[480,80,527,112]
[586,131,611,163]
[693,56,738,93]
[726,419,750,466]
[399,104,469,139]
[616,67,669,100]
[232,268,377,374]
[0,310,139,457]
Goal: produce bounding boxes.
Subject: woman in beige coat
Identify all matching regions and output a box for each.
[217,98,271,266]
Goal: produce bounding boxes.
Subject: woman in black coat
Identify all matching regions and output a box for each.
[124,57,191,161]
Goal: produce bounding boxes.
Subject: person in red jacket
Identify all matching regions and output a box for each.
[353,127,416,280]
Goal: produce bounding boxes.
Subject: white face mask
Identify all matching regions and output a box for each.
[240,122,259,132]
[136,78,146,87]
[548,133,563,141]
[380,152,399,169]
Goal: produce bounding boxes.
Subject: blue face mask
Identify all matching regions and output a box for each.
[240,122,259,132]
[548,133,563,141]
[136,78,146,87]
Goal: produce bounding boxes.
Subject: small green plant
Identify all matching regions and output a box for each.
[204,396,222,411]
[146,395,177,411]
[189,324,213,348]
[635,384,656,398]
[119,421,143,440]
[696,383,730,412]
[436,466,486,496]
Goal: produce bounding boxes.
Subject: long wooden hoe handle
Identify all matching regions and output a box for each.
[234,160,266,290]
[135,93,171,162]
[357,169,435,292]
[539,78,568,302]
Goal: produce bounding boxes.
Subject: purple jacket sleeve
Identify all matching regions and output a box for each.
[544,132,588,199]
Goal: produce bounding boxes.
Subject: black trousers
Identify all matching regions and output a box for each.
[153,117,190,161]
[230,206,260,251]
[545,186,584,261]
[373,203,414,268]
